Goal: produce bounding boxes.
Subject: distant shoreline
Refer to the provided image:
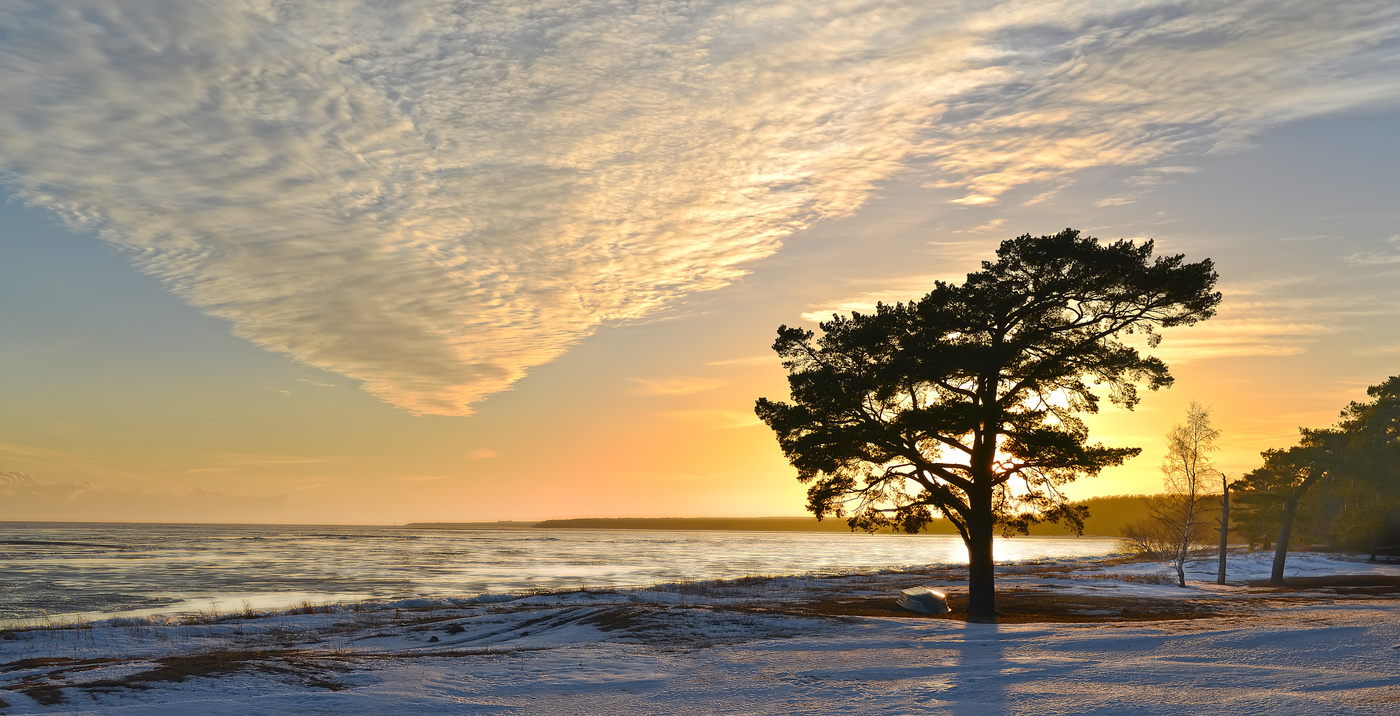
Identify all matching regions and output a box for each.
[402,496,1169,537]
[402,517,918,533]
[0,496,1160,536]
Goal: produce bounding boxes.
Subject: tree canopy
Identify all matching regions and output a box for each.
[1333,377,1400,553]
[1233,375,1400,580]
[755,229,1220,620]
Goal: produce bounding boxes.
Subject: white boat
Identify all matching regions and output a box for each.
[896,586,949,614]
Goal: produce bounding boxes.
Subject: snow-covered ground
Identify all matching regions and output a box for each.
[3,552,1397,714]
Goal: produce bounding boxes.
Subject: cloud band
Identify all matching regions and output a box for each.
[1,1,1396,414]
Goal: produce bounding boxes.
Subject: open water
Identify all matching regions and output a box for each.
[0,522,1121,623]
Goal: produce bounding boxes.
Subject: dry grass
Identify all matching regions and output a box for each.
[6,650,353,706]
[12,678,66,706]
[1071,571,1178,586]
[291,600,338,615]
[3,657,123,706]
[785,589,1240,623]
[1,656,122,674]
[1244,575,1400,594]
[578,607,652,633]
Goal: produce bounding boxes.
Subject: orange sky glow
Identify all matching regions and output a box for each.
[2,0,1398,524]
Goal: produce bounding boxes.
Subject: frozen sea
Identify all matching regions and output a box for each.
[2,549,1397,714]
[0,522,1120,623]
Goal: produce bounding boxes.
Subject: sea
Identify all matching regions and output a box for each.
[0,522,1121,624]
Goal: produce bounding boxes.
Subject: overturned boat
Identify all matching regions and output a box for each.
[897,586,949,615]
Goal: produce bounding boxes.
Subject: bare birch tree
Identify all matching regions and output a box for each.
[1161,402,1221,587]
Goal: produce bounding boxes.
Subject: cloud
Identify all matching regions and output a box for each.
[0,470,289,522]
[657,409,763,429]
[630,377,726,397]
[1152,317,1333,361]
[1148,279,1369,362]
[1344,235,1400,265]
[706,355,777,367]
[180,455,344,474]
[0,470,42,488]
[803,274,1357,363]
[801,273,964,322]
[1354,343,1400,356]
[1,1,1397,415]
[955,218,1009,233]
[930,1,1400,204]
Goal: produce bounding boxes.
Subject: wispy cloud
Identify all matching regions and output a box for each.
[1147,278,1387,362]
[805,274,1359,363]
[1152,317,1333,361]
[0,470,289,522]
[179,454,346,473]
[955,218,1009,234]
[706,355,776,367]
[1344,235,1400,265]
[1,1,1397,414]
[630,377,727,397]
[228,456,343,467]
[657,409,763,429]
[1094,166,1200,206]
[801,273,964,322]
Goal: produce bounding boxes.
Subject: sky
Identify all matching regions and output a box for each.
[1,0,1399,524]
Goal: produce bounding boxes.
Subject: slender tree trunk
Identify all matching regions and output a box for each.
[1270,472,1322,585]
[965,479,997,622]
[1175,496,1194,587]
[1217,476,1229,585]
[1270,497,1300,585]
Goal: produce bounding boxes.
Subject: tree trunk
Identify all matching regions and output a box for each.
[1269,472,1323,585]
[1217,477,1229,585]
[1175,497,1194,587]
[965,496,997,622]
[1269,497,1300,585]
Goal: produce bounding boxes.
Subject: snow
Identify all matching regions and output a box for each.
[3,552,1397,714]
[1103,549,1400,582]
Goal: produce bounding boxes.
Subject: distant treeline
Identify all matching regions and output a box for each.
[403,521,539,530]
[532,516,874,533]
[418,496,1160,537]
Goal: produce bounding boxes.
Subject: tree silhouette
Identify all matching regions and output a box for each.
[1238,375,1400,583]
[1252,434,1341,584]
[755,229,1220,621]
[1331,377,1400,558]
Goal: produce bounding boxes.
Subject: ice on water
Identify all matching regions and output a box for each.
[0,522,1118,623]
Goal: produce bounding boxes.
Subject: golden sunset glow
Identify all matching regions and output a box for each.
[2,0,1399,524]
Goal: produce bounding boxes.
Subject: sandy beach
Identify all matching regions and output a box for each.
[3,551,1397,714]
